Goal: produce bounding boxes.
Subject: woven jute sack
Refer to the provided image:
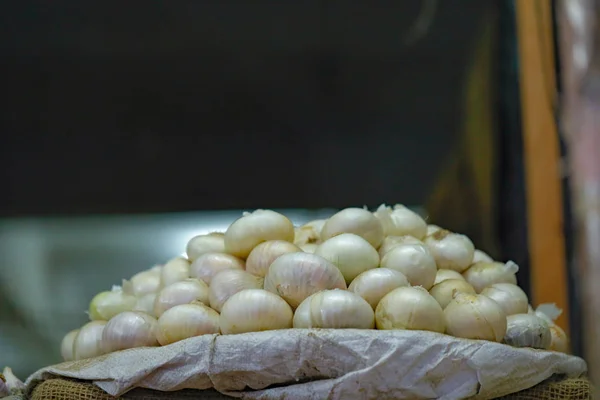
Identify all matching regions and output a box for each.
[24,330,589,399]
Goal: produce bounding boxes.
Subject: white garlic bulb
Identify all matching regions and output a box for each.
[0,367,24,395]
[224,209,295,259]
[246,240,301,277]
[534,304,569,352]
[473,249,493,263]
[264,252,347,308]
[426,224,442,236]
[433,269,466,285]
[314,233,380,283]
[424,230,475,272]
[154,278,210,317]
[299,243,318,253]
[373,204,427,239]
[60,329,80,361]
[209,269,264,312]
[320,208,384,249]
[133,293,158,316]
[293,289,375,329]
[376,286,445,332]
[429,279,476,309]
[186,232,226,261]
[480,283,528,316]
[378,235,424,258]
[73,321,106,360]
[294,219,327,246]
[160,257,191,288]
[128,267,161,297]
[380,244,437,290]
[463,261,519,293]
[348,268,410,309]
[102,311,159,353]
[88,285,137,321]
[156,302,220,345]
[444,293,507,342]
[190,252,245,285]
[504,314,551,349]
[219,289,293,334]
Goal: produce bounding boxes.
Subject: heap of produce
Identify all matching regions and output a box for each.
[60,205,569,362]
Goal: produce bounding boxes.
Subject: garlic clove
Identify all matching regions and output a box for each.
[60,329,80,361]
[219,289,293,334]
[190,252,245,285]
[156,302,220,345]
[424,230,475,272]
[224,209,295,259]
[426,224,442,236]
[444,292,507,342]
[378,235,424,259]
[264,252,347,309]
[88,287,137,321]
[186,233,226,261]
[480,283,528,316]
[129,268,162,297]
[246,240,301,278]
[462,261,519,293]
[473,249,494,263]
[380,244,437,290]
[348,268,410,309]
[73,321,107,360]
[373,204,428,239]
[315,233,380,283]
[293,289,375,329]
[102,311,159,353]
[133,293,158,316]
[154,278,210,317]
[160,256,191,288]
[375,286,445,333]
[209,269,264,312]
[320,208,384,249]
[503,313,552,349]
[433,269,466,286]
[294,219,327,246]
[429,279,476,309]
[534,303,569,352]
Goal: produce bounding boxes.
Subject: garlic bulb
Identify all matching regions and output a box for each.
[160,257,191,288]
[473,249,493,263]
[375,286,445,333]
[463,261,519,293]
[426,224,442,236]
[224,209,295,258]
[219,289,293,334]
[133,293,157,316]
[156,302,220,345]
[299,243,318,253]
[429,279,476,309]
[0,367,24,395]
[314,233,379,283]
[264,252,347,308]
[128,267,161,297]
[186,232,226,261]
[444,292,507,342]
[534,304,569,352]
[293,289,375,329]
[380,244,437,290]
[102,311,159,353]
[504,314,551,349]
[73,321,107,360]
[190,252,245,285]
[209,269,264,312]
[378,235,424,258]
[373,204,427,239]
[320,208,384,248]
[154,278,209,317]
[480,283,528,316]
[246,240,301,277]
[433,269,466,285]
[424,230,475,272]
[294,219,327,246]
[88,285,137,321]
[60,329,79,361]
[348,268,410,309]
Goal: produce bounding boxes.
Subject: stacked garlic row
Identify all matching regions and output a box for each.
[60,206,569,362]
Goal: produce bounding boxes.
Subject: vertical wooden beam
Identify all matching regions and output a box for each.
[515,0,569,333]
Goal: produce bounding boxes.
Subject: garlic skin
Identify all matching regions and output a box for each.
[224,209,295,259]
[73,321,107,360]
[314,233,380,283]
[320,208,384,249]
[348,268,410,309]
[380,244,437,290]
[88,286,137,321]
[102,311,159,353]
[60,329,80,361]
[473,249,494,263]
[219,289,293,334]
[535,304,569,352]
[293,289,375,329]
[373,204,427,239]
[434,269,466,285]
[463,261,519,293]
[378,235,424,259]
[129,268,161,297]
[186,233,226,261]
[426,224,442,236]
[264,252,347,308]
[209,269,264,312]
[133,293,158,316]
[299,243,318,253]
[375,286,445,333]
[504,314,551,349]
[424,230,475,272]
[294,219,327,246]
[154,278,210,317]
[190,252,245,285]
[480,283,528,316]
[246,240,301,277]
[156,303,220,345]
[444,292,507,342]
[429,279,476,309]
[160,257,191,288]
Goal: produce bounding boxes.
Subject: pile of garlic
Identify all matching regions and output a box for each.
[60,206,570,362]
